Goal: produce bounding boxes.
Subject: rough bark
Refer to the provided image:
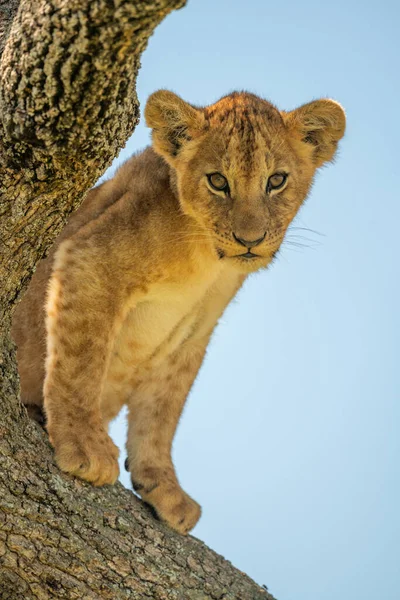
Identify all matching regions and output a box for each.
[0,1,273,598]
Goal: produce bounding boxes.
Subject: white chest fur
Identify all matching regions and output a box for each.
[107,264,226,377]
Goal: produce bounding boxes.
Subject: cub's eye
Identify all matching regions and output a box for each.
[207,172,229,193]
[267,172,288,192]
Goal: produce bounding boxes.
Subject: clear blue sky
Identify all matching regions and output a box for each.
[104,1,400,599]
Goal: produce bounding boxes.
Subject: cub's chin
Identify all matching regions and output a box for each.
[233,255,272,274]
[216,249,272,274]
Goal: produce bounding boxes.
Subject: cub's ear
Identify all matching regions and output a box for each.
[283,99,346,167]
[144,90,204,161]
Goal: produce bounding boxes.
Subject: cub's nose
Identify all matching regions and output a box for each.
[232,232,266,249]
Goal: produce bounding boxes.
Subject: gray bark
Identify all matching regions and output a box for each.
[0,1,273,598]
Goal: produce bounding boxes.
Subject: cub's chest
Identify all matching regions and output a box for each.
[110,273,221,370]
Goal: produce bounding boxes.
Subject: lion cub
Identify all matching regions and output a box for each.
[12,91,345,533]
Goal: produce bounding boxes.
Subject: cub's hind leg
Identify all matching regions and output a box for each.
[126,340,208,534]
[12,282,47,425]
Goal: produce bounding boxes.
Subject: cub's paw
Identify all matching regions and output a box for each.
[51,427,120,487]
[136,478,201,534]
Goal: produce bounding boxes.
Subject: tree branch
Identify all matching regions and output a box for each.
[0,413,273,599]
[0,0,20,57]
[0,0,185,308]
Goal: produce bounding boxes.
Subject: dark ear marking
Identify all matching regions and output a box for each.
[303,130,319,146]
[168,125,192,157]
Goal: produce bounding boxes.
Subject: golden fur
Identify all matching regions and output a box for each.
[12,91,345,533]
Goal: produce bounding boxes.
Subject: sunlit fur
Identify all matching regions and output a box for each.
[12,90,345,534]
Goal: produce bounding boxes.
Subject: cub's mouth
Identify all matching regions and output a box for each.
[235,251,259,259]
[216,248,261,261]
[216,247,270,273]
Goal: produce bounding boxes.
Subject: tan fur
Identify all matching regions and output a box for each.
[12,91,345,533]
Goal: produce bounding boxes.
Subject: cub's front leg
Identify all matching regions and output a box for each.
[127,339,209,534]
[44,239,133,486]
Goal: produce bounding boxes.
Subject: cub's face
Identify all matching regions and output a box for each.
[145,91,345,273]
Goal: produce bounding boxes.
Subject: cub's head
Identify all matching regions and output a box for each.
[145,90,345,273]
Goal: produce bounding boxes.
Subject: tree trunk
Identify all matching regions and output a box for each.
[0,1,273,598]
